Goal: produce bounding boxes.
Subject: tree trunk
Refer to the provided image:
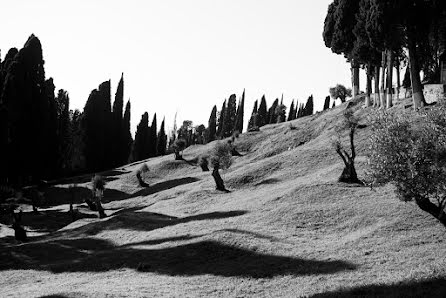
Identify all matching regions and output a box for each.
[386,50,394,108]
[380,51,387,108]
[395,61,401,100]
[174,151,183,160]
[200,164,209,171]
[212,167,227,191]
[365,63,372,108]
[95,191,107,218]
[414,197,446,228]
[338,159,361,184]
[374,66,380,108]
[408,36,426,109]
[351,60,360,97]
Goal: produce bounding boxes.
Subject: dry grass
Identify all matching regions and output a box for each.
[1,97,446,297]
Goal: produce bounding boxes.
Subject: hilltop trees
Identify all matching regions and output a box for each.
[207,105,217,142]
[248,100,258,130]
[234,90,245,133]
[223,94,237,137]
[323,96,331,110]
[157,118,167,156]
[329,84,352,103]
[257,96,268,127]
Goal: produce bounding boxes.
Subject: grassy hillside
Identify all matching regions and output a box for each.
[1,97,445,297]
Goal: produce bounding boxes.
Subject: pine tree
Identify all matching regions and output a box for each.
[208,105,217,142]
[157,117,167,156]
[257,95,268,127]
[287,100,295,121]
[248,100,258,130]
[217,100,226,138]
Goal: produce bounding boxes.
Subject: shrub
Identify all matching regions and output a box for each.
[136,163,149,187]
[210,141,232,191]
[367,106,446,227]
[173,138,187,160]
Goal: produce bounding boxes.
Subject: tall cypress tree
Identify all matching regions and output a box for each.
[208,105,217,142]
[287,100,295,121]
[121,99,132,163]
[223,94,237,137]
[323,96,331,110]
[234,89,245,133]
[157,117,167,156]
[132,112,149,162]
[217,100,226,138]
[304,95,314,116]
[257,95,268,127]
[149,113,157,157]
[112,73,124,166]
[268,98,279,124]
[248,100,258,130]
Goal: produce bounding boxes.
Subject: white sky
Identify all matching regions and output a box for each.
[0,0,358,134]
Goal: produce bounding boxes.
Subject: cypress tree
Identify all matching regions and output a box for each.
[223,94,237,137]
[132,112,149,162]
[323,96,331,110]
[257,95,268,127]
[157,117,167,156]
[248,100,258,130]
[208,105,217,142]
[149,113,157,157]
[217,100,226,138]
[287,100,295,121]
[304,95,314,116]
[122,99,132,163]
[55,89,71,174]
[234,89,245,133]
[268,98,279,124]
[293,100,299,120]
[112,73,124,166]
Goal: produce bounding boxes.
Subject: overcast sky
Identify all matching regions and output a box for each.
[0,0,356,134]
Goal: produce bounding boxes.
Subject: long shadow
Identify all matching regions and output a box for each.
[128,177,200,199]
[0,209,97,234]
[49,170,130,185]
[0,238,356,278]
[62,210,248,235]
[43,186,127,207]
[310,277,446,297]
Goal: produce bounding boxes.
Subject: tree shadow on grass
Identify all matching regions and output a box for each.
[49,169,130,185]
[0,238,356,278]
[63,210,248,235]
[128,177,200,199]
[309,277,446,297]
[43,186,127,207]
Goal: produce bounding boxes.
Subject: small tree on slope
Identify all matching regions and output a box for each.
[210,141,232,192]
[367,106,446,228]
[333,109,362,184]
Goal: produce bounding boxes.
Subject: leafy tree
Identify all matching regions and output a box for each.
[332,109,361,184]
[157,117,167,156]
[257,95,268,127]
[178,120,193,146]
[173,138,186,160]
[329,84,352,103]
[367,105,446,227]
[210,141,232,192]
[207,105,217,142]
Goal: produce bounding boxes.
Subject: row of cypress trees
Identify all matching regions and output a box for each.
[0,34,168,186]
[131,112,167,162]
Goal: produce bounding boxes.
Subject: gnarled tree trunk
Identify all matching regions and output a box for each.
[407,35,426,109]
[336,127,362,184]
[414,197,446,228]
[95,190,107,218]
[212,166,227,191]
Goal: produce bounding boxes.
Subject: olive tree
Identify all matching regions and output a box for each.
[367,106,446,227]
[210,141,232,192]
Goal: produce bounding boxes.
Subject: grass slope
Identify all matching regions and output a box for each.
[1,97,445,297]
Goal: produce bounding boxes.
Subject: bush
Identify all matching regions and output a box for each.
[367,106,446,227]
[173,138,187,160]
[136,163,149,187]
[210,141,232,191]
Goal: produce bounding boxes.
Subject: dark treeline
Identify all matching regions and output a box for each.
[323,0,446,109]
[0,35,167,187]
